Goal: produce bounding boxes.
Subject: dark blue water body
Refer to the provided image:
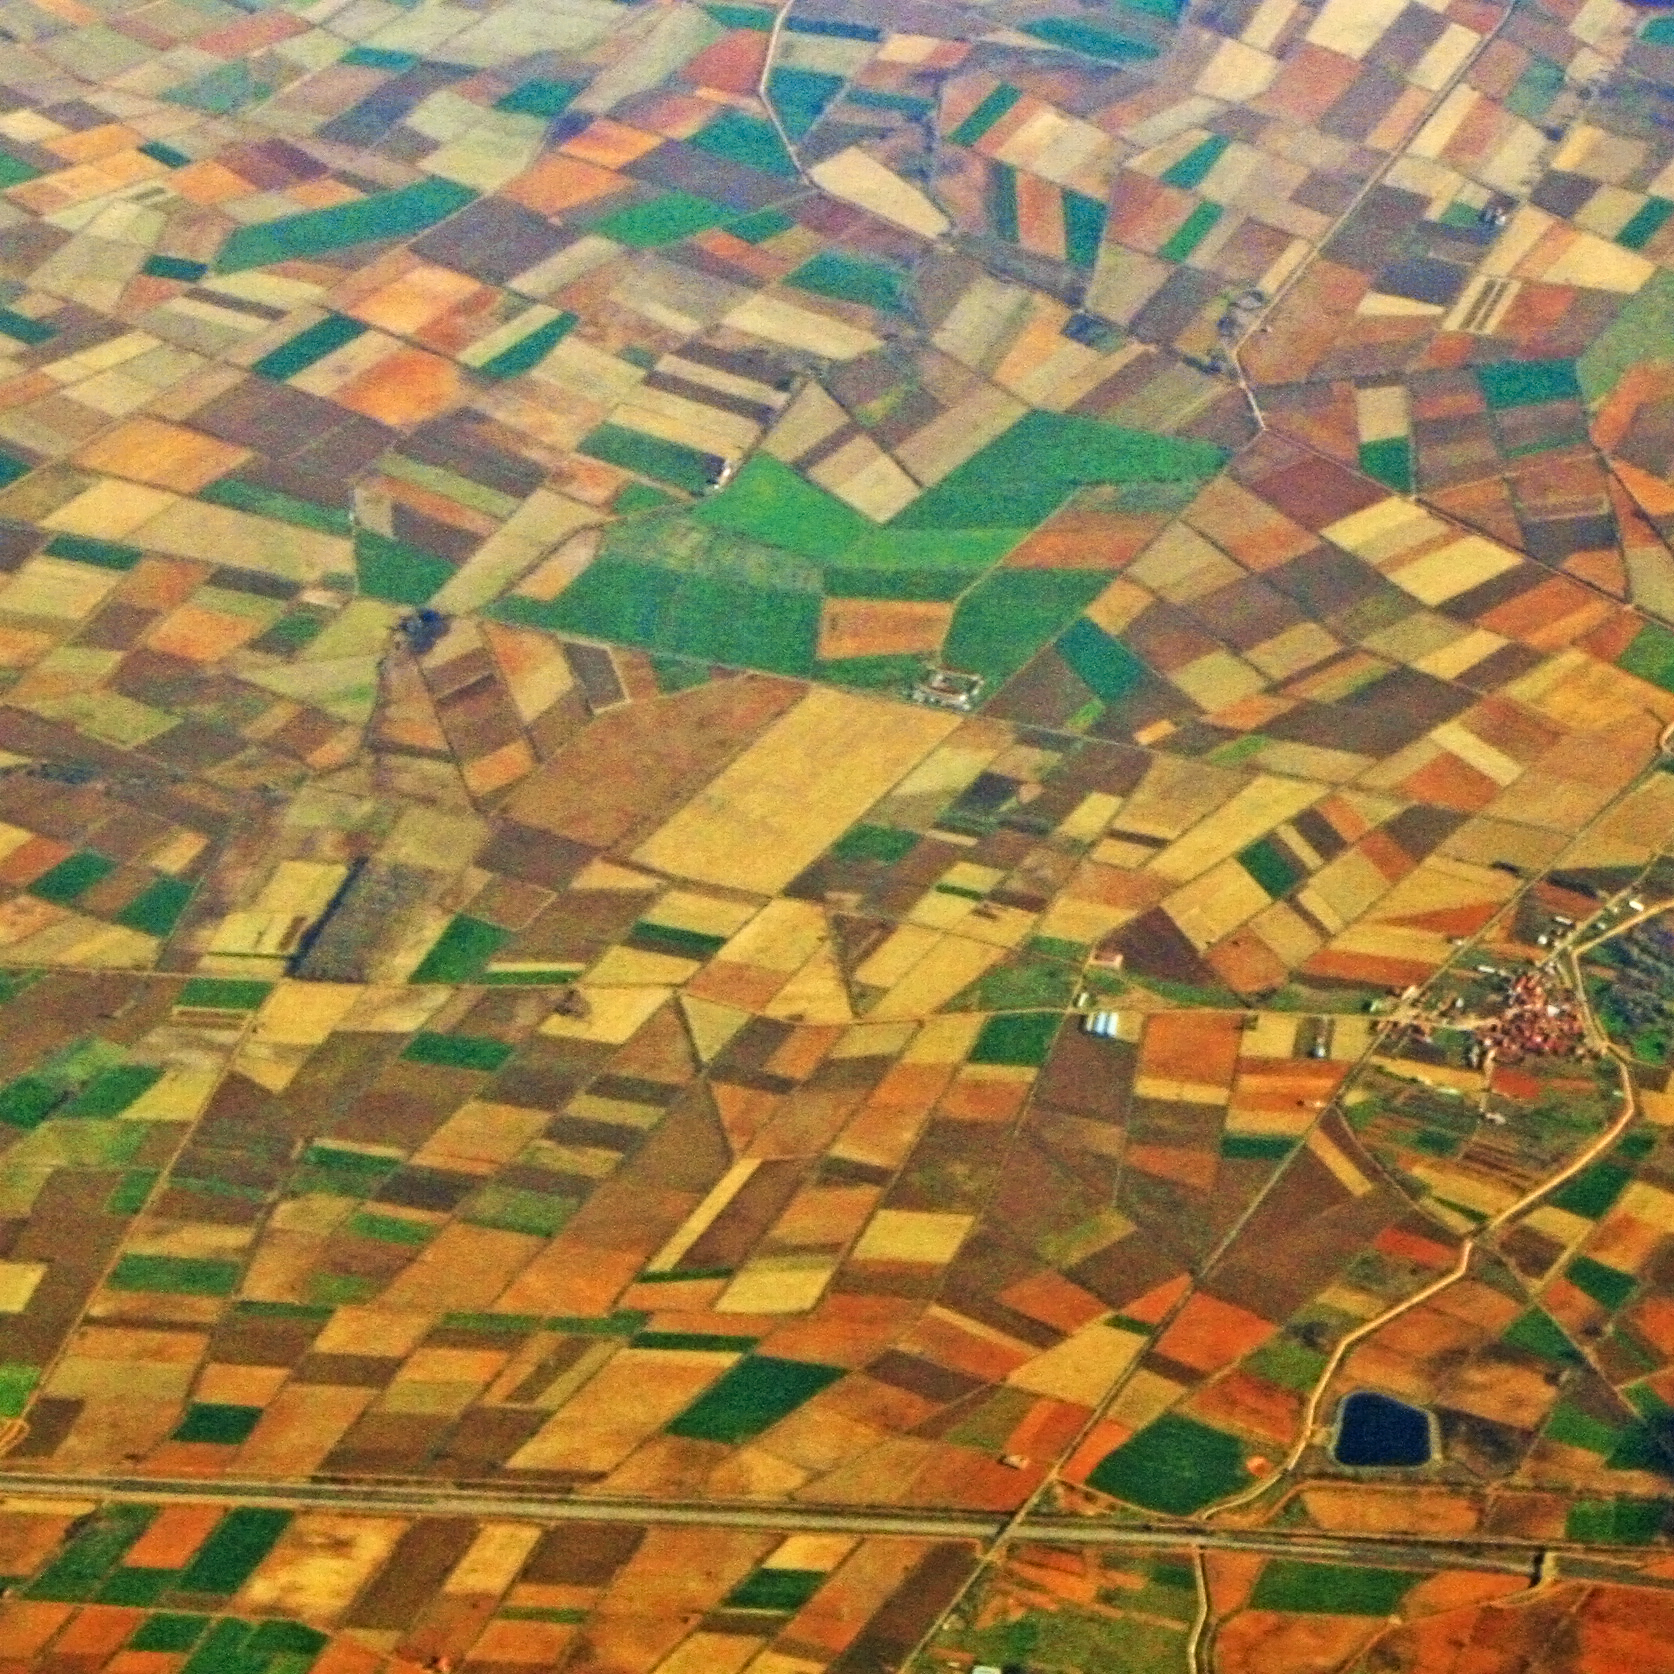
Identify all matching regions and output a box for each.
[1334,1391,1433,1467]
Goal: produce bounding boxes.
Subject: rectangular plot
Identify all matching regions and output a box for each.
[123,1504,226,1572]
[29,852,116,905]
[253,314,367,382]
[633,688,956,893]
[108,1255,240,1296]
[522,1521,645,1586]
[26,1505,154,1600]
[1250,1560,1418,1614]
[131,1614,209,1653]
[176,1509,291,1595]
[409,916,511,983]
[579,423,725,492]
[509,1349,730,1472]
[216,180,478,271]
[401,1033,514,1072]
[97,1567,174,1605]
[1476,358,1580,409]
[240,1513,410,1621]
[667,1355,843,1443]
[116,876,195,936]
[179,1616,250,1672]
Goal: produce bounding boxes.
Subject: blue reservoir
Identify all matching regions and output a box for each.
[1334,1391,1433,1467]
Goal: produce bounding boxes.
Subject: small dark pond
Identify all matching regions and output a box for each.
[1333,1391,1433,1467]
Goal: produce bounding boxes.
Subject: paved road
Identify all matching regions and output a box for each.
[0,1470,1667,1590]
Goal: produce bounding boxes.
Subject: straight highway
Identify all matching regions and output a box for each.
[0,1469,1667,1591]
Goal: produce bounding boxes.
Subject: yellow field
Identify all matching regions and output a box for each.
[237,1514,409,1618]
[633,689,958,893]
[851,1208,973,1264]
[1150,776,1322,882]
[717,1253,841,1314]
[507,1348,735,1473]
[1163,859,1270,950]
[412,1099,552,1175]
[860,927,1005,1019]
[1008,1321,1146,1405]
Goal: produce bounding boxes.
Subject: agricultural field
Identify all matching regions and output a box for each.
[918,1544,1674,1674]
[5,0,1674,1666]
[0,1495,980,1674]
[918,1541,1201,1674]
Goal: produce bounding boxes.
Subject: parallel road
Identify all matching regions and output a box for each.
[0,1470,1668,1590]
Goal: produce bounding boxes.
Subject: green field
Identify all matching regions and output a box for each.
[691,109,797,176]
[950,83,1022,146]
[43,534,143,570]
[346,1209,436,1246]
[0,1363,38,1417]
[292,1143,400,1198]
[538,560,822,676]
[1578,270,1674,401]
[693,456,871,557]
[1618,623,1674,694]
[1020,16,1163,59]
[1086,1413,1251,1513]
[969,1010,1062,1067]
[830,824,920,864]
[590,191,732,248]
[948,1605,1188,1673]
[726,1567,827,1611]
[816,653,933,690]
[541,411,1222,695]
[819,567,976,600]
[579,425,725,493]
[26,1505,154,1601]
[130,1614,210,1650]
[952,955,1079,1013]
[1565,1253,1636,1311]
[668,1355,843,1443]
[1549,1160,1631,1219]
[409,915,511,983]
[463,1184,580,1236]
[1249,1560,1418,1615]
[1239,836,1305,899]
[1542,1401,1620,1455]
[177,1508,292,1594]
[788,250,906,311]
[30,851,116,905]
[1056,616,1150,700]
[767,68,844,137]
[1159,202,1222,263]
[1220,1132,1295,1162]
[173,1403,263,1444]
[691,458,1022,575]
[116,876,196,937]
[215,179,476,271]
[1566,1496,1670,1543]
[1475,358,1581,410]
[401,1032,515,1072]
[62,1064,164,1118]
[895,412,1225,530]
[1617,197,1672,252]
[945,570,1112,688]
[355,529,452,605]
[109,1255,242,1296]
[836,527,1025,569]
[1359,436,1413,493]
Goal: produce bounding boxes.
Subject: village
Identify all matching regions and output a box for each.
[1392,963,1593,1076]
